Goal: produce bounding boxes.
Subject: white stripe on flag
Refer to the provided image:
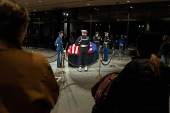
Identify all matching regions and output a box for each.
[72,44,75,53]
[75,46,79,54]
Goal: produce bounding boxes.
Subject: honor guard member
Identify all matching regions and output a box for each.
[76,30,90,72]
[103,32,110,61]
[93,32,102,59]
[54,31,64,68]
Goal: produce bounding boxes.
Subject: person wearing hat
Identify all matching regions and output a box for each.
[159,35,170,64]
[103,32,110,61]
[93,32,102,59]
[54,31,64,68]
[76,30,90,72]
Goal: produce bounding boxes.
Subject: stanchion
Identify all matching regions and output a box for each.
[119,48,123,60]
[96,47,102,80]
[59,54,66,74]
[110,51,115,67]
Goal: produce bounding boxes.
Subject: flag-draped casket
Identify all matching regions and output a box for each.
[67,42,98,67]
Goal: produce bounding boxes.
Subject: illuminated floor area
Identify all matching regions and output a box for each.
[23,48,170,113]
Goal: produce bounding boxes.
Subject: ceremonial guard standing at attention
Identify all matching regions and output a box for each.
[76,30,90,72]
[93,32,102,59]
[54,31,64,68]
[103,32,110,61]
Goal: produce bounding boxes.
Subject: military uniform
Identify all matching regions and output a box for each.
[54,31,63,68]
[76,30,90,72]
[93,32,102,59]
[103,32,110,61]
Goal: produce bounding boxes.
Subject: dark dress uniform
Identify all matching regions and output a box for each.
[93,34,102,59]
[103,36,110,61]
[76,35,90,67]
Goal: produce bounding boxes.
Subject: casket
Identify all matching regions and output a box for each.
[68,51,97,67]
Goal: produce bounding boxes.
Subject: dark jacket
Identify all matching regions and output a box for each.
[92,58,170,113]
[102,37,110,48]
[160,40,170,55]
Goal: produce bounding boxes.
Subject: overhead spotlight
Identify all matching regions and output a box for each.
[169,5,170,6]
[130,6,133,9]
[142,25,144,28]
[26,3,28,4]
[97,9,99,10]
[34,10,36,11]
[94,8,96,9]
[96,24,97,25]
[45,12,47,13]
[87,4,90,5]
[33,14,35,15]
[63,13,65,15]
[39,1,41,2]
[139,25,141,28]
[127,1,130,2]
[66,13,69,16]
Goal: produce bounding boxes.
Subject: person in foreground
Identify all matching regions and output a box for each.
[0,0,60,113]
[92,33,170,113]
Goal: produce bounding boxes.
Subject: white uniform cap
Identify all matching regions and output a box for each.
[81,30,87,33]
[104,32,109,34]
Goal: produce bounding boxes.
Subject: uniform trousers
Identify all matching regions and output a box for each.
[104,48,108,61]
[57,50,63,67]
[79,47,89,67]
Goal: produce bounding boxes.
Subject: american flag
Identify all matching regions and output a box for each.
[67,44,93,55]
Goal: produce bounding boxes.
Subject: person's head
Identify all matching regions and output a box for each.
[121,35,124,39]
[137,32,163,76]
[81,30,87,36]
[59,31,63,37]
[163,35,169,41]
[95,32,99,36]
[0,0,29,49]
[105,32,109,37]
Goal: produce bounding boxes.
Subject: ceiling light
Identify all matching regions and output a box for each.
[87,4,90,5]
[130,6,133,9]
[127,1,130,2]
[66,13,69,16]
[45,12,47,13]
[39,1,41,2]
[33,14,35,15]
[167,10,169,11]
[34,10,36,11]
[94,8,96,9]
[26,3,28,4]
[169,5,170,6]
[63,13,65,15]
[97,9,99,10]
